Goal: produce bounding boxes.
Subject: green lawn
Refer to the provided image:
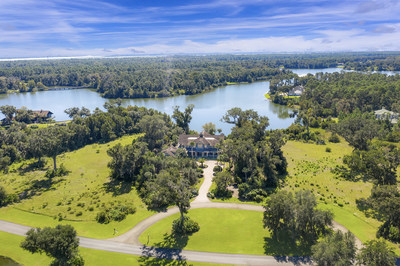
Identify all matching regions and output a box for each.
[139,208,311,256]
[0,231,224,266]
[0,134,155,239]
[139,208,267,255]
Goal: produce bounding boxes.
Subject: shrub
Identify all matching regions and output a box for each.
[45,163,70,178]
[213,165,222,173]
[172,215,200,235]
[95,205,136,224]
[96,211,110,224]
[326,147,332,153]
[329,133,340,143]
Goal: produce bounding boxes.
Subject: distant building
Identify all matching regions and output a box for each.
[32,110,53,121]
[375,108,399,123]
[288,85,304,96]
[178,131,224,158]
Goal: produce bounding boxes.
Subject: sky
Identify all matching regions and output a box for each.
[0,0,400,59]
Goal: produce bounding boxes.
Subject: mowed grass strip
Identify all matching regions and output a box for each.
[0,134,155,238]
[139,208,268,255]
[0,231,225,266]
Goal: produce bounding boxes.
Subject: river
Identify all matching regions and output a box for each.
[290,67,399,76]
[0,81,294,133]
[1,67,397,133]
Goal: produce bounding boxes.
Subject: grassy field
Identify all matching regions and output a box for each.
[281,130,400,253]
[0,231,225,266]
[139,208,269,255]
[0,134,155,239]
[206,129,399,254]
[139,208,312,256]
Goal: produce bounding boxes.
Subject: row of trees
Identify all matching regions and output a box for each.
[312,231,397,265]
[0,56,292,98]
[0,104,178,173]
[2,53,399,97]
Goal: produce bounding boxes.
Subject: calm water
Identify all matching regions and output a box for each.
[290,67,344,76]
[2,68,396,133]
[290,67,399,76]
[0,81,294,133]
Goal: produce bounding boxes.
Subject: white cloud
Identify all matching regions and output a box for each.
[1,28,399,59]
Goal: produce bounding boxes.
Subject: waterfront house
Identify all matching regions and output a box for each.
[288,85,304,96]
[32,110,53,121]
[178,131,224,158]
[374,108,399,123]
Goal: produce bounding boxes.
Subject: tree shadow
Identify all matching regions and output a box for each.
[331,166,369,183]
[17,160,47,175]
[155,233,189,250]
[264,232,312,265]
[19,178,64,200]
[355,197,384,220]
[103,179,133,196]
[138,233,190,266]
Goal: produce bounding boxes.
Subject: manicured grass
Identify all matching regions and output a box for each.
[0,134,155,238]
[0,231,223,266]
[0,231,51,265]
[140,209,268,255]
[139,208,310,256]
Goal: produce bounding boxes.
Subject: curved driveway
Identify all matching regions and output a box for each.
[0,160,360,265]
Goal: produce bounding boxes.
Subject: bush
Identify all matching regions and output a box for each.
[95,204,136,224]
[172,215,200,235]
[45,163,70,178]
[326,147,332,153]
[213,165,222,173]
[329,133,340,143]
[96,211,110,224]
[0,186,7,206]
[211,188,232,198]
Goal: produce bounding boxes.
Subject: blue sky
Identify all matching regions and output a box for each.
[0,0,400,58]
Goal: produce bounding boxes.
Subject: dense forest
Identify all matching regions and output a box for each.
[1,52,400,99]
[270,72,400,117]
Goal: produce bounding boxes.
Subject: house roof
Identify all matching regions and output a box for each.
[374,108,397,116]
[178,131,224,147]
[162,146,179,157]
[32,110,53,117]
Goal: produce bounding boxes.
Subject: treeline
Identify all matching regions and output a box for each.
[0,104,178,174]
[1,53,400,98]
[0,56,290,98]
[331,113,400,245]
[290,72,400,118]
